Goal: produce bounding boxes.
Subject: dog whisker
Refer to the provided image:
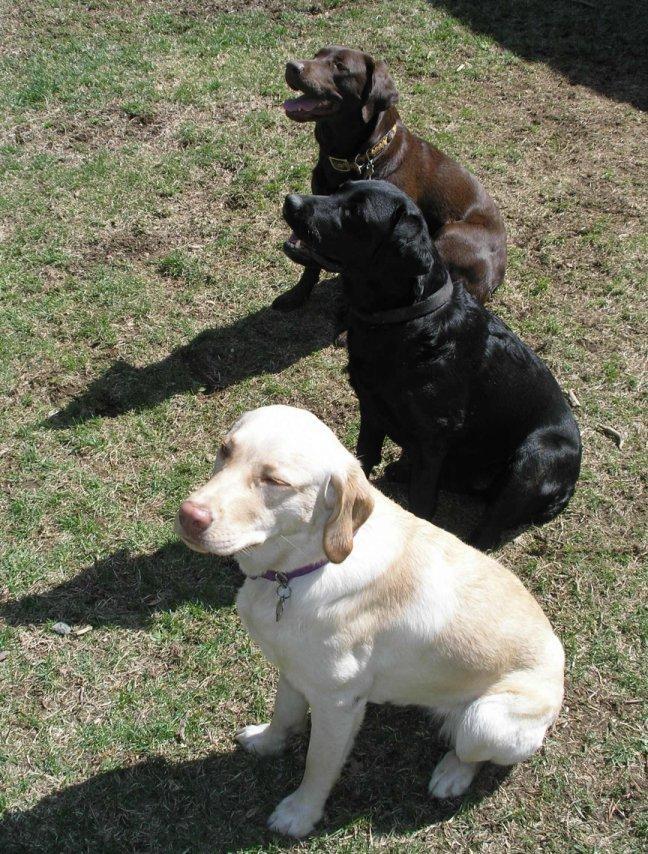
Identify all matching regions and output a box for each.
[279,533,308,557]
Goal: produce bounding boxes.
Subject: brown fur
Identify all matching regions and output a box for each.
[323,463,374,563]
[275,45,507,311]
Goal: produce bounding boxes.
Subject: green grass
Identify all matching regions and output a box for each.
[0,1,646,851]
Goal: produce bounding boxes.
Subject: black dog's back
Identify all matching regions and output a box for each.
[347,279,582,548]
[464,301,581,523]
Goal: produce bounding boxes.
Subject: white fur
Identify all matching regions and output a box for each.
[428,751,481,798]
[177,406,564,837]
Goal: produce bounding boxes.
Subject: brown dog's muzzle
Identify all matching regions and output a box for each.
[283,58,340,122]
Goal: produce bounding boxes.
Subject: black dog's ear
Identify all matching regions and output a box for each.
[361,59,399,122]
[391,205,434,276]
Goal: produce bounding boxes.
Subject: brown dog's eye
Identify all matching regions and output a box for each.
[334,61,348,73]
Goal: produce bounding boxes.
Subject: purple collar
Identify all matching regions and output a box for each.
[249,559,328,582]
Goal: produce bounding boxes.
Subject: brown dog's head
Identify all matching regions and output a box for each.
[283,46,398,123]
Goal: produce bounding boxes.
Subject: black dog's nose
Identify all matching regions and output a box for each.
[283,194,304,219]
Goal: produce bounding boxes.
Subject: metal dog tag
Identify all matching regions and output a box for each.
[275,573,292,622]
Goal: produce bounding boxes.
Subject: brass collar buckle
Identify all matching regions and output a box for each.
[328,123,397,179]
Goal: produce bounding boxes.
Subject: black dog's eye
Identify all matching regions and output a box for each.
[342,203,362,222]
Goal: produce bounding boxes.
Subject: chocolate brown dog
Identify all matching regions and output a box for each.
[275,45,507,311]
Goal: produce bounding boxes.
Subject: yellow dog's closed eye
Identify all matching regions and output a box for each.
[261,472,292,487]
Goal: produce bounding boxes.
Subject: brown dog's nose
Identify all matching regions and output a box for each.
[178,501,212,535]
[285,60,304,86]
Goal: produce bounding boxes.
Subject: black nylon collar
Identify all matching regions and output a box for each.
[349,273,454,326]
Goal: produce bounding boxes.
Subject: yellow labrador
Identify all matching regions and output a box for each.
[176,405,564,838]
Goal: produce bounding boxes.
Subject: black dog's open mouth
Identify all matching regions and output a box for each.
[283,231,342,272]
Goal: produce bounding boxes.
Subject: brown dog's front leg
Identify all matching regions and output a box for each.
[272,265,321,311]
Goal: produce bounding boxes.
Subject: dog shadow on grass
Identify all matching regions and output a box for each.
[45,278,342,429]
[376,476,488,547]
[0,542,240,630]
[431,0,647,110]
[0,487,511,633]
[0,701,511,852]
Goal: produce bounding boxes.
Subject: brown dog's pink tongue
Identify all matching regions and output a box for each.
[283,96,323,114]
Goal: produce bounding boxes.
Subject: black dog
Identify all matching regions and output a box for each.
[282,181,582,550]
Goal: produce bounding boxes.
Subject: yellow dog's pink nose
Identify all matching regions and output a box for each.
[179,501,212,535]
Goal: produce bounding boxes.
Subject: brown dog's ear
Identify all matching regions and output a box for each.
[362,59,399,122]
[323,464,374,563]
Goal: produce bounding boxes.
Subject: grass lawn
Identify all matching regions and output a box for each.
[0,1,646,850]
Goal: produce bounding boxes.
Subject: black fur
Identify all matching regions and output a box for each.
[283,181,582,550]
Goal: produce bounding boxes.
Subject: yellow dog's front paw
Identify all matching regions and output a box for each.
[268,792,322,838]
[235,723,286,756]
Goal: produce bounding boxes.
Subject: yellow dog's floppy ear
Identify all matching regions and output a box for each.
[323,463,374,563]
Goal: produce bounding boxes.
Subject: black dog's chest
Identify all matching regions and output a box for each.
[347,323,462,446]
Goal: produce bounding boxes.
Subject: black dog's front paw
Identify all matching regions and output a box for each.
[384,454,411,483]
[272,286,310,312]
[467,527,500,552]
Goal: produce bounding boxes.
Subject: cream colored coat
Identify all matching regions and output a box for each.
[177,405,564,838]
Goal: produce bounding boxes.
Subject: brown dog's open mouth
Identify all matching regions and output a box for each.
[283,95,338,121]
[283,231,341,272]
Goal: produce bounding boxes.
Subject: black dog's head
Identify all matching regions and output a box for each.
[283,181,437,308]
[283,46,398,124]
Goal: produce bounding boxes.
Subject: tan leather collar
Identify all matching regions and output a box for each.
[328,123,398,177]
